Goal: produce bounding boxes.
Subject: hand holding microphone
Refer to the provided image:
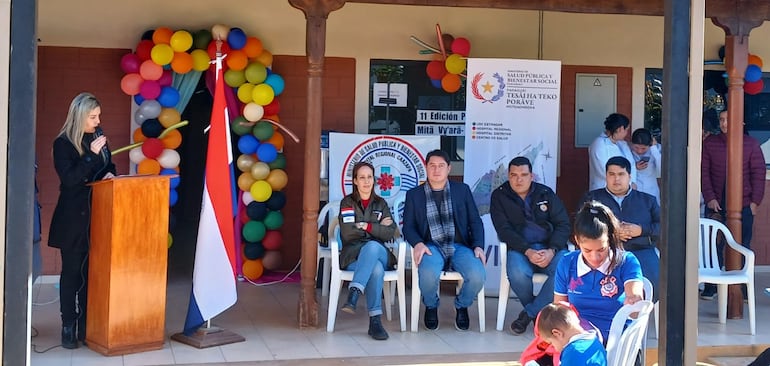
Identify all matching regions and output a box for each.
[90,127,109,155]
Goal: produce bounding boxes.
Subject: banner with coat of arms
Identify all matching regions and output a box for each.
[329,133,440,209]
[463,58,562,293]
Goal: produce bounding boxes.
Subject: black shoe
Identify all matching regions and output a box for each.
[424,307,439,330]
[61,324,78,349]
[368,315,389,340]
[455,307,469,331]
[700,284,717,301]
[511,310,533,335]
[76,315,86,344]
[342,287,362,314]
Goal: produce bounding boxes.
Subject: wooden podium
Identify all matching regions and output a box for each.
[86,175,170,356]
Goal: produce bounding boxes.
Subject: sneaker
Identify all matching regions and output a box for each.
[368,315,389,340]
[424,307,439,330]
[511,310,533,335]
[455,307,469,331]
[700,285,716,301]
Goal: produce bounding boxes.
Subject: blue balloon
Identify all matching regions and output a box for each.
[227,28,247,50]
[169,189,178,206]
[430,79,442,89]
[745,64,763,82]
[265,74,285,96]
[238,134,260,154]
[134,94,145,105]
[157,86,180,108]
[160,168,180,189]
[256,143,277,163]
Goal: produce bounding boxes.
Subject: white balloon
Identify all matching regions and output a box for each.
[241,190,254,205]
[211,24,230,41]
[243,102,264,122]
[129,146,146,164]
[157,149,181,169]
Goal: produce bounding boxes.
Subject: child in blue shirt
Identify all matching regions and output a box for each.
[554,201,644,341]
[537,303,607,366]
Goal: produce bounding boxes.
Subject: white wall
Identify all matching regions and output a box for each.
[36,0,770,131]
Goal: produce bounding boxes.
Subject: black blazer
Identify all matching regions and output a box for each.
[48,134,115,252]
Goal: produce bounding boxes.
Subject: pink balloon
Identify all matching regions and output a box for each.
[120,53,141,74]
[120,73,143,95]
[140,80,161,100]
[158,69,173,87]
[139,59,163,81]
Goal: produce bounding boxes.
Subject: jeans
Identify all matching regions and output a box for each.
[507,248,566,317]
[629,247,660,302]
[417,243,486,309]
[346,241,389,316]
[60,250,88,326]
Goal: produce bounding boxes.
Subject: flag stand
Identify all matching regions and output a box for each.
[172,37,244,349]
[170,321,245,349]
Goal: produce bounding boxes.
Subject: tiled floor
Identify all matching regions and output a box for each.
[30,272,770,366]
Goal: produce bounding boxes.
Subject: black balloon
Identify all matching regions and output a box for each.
[246,201,268,221]
[141,29,155,41]
[244,241,265,260]
[141,118,164,138]
[266,191,286,211]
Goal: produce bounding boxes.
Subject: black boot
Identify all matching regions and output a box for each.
[368,315,389,340]
[61,324,78,349]
[76,315,87,346]
[341,287,362,314]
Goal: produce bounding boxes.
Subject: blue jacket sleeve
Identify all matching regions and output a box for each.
[402,188,423,247]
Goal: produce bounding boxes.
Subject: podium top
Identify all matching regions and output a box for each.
[88,174,175,187]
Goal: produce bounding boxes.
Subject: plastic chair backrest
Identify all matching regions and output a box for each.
[605,300,654,366]
[318,201,340,239]
[641,277,653,302]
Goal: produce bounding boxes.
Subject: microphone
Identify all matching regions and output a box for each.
[94,127,110,161]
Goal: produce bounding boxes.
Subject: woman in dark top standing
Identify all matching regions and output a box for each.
[49,92,116,349]
[338,161,397,340]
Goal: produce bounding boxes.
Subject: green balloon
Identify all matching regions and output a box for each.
[242,220,266,242]
[268,153,286,170]
[231,116,252,136]
[193,29,212,50]
[244,62,267,84]
[224,69,246,88]
[252,121,274,141]
[263,211,284,230]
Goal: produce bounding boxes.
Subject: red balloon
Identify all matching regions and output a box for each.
[263,98,281,116]
[120,53,141,74]
[239,207,250,224]
[140,80,161,100]
[262,230,282,250]
[426,60,447,80]
[451,37,471,57]
[136,40,154,61]
[207,41,231,61]
[744,79,764,95]
[141,138,164,159]
[158,69,173,87]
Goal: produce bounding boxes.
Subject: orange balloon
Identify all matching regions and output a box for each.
[265,169,288,191]
[152,27,174,45]
[243,37,264,58]
[441,73,462,93]
[161,129,182,149]
[263,115,280,122]
[158,108,181,128]
[133,127,147,143]
[265,131,284,151]
[171,52,193,74]
[255,50,273,67]
[242,259,264,280]
[238,172,257,191]
[748,54,764,68]
[137,159,161,175]
[226,50,248,71]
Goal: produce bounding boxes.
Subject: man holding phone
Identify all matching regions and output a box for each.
[630,128,661,204]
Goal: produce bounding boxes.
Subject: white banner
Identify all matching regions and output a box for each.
[463,58,562,294]
[329,133,440,204]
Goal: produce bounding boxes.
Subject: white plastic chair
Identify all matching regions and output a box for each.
[698,218,755,335]
[409,245,486,332]
[605,300,655,366]
[495,242,548,331]
[641,277,659,340]
[317,201,340,297]
[326,217,407,333]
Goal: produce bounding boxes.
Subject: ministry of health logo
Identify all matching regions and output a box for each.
[471,72,506,104]
[341,136,426,198]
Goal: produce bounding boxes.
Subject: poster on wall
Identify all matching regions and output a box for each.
[463,58,562,293]
[329,133,440,206]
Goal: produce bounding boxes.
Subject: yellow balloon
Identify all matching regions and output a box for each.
[250,162,270,180]
[242,259,264,280]
[191,49,211,72]
[170,30,193,52]
[251,84,275,106]
[266,169,288,191]
[250,180,273,202]
[238,172,257,192]
[237,83,255,104]
[150,44,174,66]
[445,53,466,75]
[167,233,174,249]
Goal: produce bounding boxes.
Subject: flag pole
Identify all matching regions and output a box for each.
[170,35,244,349]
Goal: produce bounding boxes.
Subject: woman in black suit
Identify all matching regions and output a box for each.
[49,92,116,349]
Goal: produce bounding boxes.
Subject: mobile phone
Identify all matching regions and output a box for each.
[639,156,650,163]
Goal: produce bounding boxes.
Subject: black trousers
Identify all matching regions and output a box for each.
[59,250,88,327]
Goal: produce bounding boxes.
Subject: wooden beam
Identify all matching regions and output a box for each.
[348,0,770,19]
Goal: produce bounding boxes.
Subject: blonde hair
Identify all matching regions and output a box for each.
[58,92,100,156]
[536,303,581,336]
